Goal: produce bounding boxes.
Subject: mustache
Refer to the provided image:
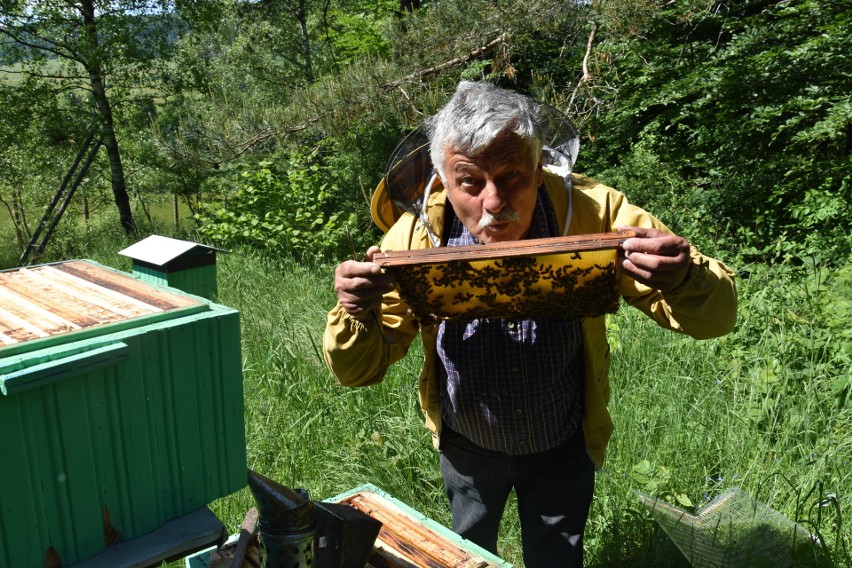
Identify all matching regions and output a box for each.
[477,208,520,230]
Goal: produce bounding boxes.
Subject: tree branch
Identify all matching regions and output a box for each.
[568,19,598,110]
[383,32,509,88]
[0,26,83,65]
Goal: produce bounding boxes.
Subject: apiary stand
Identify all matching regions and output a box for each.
[67,506,226,568]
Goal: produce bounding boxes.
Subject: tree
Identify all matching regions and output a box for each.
[0,0,189,235]
[579,0,851,264]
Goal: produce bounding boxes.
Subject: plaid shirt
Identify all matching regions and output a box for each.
[437,188,584,455]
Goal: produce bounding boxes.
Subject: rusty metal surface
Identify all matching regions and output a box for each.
[0,260,202,346]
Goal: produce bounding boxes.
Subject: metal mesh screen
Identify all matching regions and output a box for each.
[636,488,819,568]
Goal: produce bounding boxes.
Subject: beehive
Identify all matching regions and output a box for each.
[185,484,513,568]
[119,235,224,300]
[0,260,246,568]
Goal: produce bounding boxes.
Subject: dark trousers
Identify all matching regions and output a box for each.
[439,425,595,568]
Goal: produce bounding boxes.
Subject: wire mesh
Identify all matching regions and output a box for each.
[636,488,820,568]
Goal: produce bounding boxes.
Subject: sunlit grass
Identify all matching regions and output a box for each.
[202,250,850,567]
[3,228,847,567]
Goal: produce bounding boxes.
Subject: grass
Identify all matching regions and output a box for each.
[199,248,850,567]
[206,250,446,532]
[2,220,849,567]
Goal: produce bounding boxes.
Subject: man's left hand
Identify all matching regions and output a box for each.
[617,226,691,292]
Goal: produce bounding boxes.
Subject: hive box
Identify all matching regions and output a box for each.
[0,260,246,568]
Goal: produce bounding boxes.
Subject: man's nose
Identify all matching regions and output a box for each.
[482,180,507,212]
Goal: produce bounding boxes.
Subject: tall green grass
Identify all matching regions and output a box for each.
[208,250,446,533]
[204,250,850,567]
[4,226,848,567]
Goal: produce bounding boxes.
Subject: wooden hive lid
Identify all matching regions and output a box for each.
[0,260,206,354]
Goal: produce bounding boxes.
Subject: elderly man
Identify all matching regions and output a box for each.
[323,81,736,567]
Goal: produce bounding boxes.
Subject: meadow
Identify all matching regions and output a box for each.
[2,216,849,567]
[201,247,849,567]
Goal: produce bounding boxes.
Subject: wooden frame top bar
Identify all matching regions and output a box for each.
[373,231,632,267]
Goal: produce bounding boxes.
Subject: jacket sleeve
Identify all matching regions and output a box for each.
[566,176,737,339]
[621,245,738,339]
[608,190,738,339]
[322,222,422,387]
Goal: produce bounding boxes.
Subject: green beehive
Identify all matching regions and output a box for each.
[0,260,247,568]
[119,235,225,300]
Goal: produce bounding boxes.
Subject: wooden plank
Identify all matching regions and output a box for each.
[54,261,201,310]
[39,263,179,312]
[22,266,164,319]
[0,305,50,345]
[0,273,116,330]
[0,260,204,346]
[68,507,225,568]
[340,491,489,568]
[374,231,632,267]
[1,342,128,396]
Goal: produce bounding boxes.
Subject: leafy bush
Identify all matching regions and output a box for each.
[583,0,851,266]
[196,150,363,260]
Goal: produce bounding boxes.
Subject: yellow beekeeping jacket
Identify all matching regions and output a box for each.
[323,172,737,468]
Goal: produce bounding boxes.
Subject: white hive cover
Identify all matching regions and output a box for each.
[118,235,211,267]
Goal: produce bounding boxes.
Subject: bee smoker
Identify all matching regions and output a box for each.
[247,469,382,568]
[247,470,317,568]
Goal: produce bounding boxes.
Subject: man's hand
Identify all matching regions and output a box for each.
[334,246,396,321]
[617,226,691,292]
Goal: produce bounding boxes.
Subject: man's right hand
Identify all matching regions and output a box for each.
[334,246,396,321]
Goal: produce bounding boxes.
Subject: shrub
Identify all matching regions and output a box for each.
[196,150,362,261]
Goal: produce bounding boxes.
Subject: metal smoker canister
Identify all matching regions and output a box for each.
[247,470,317,568]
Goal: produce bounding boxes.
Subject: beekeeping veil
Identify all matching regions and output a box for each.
[370,99,580,246]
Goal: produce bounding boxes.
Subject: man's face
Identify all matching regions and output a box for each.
[441,133,543,244]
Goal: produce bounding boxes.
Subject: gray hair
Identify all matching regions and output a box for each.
[427,81,543,179]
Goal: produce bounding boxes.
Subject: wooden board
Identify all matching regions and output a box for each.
[373,232,631,267]
[338,490,493,568]
[67,507,226,568]
[0,260,202,346]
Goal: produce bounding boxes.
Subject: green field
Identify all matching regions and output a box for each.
[2,225,849,567]
[188,249,848,567]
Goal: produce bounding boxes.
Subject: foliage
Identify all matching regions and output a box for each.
[580,0,851,265]
[0,80,112,251]
[0,0,201,234]
[721,261,852,425]
[3,0,849,267]
[195,150,366,260]
[158,0,592,260]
